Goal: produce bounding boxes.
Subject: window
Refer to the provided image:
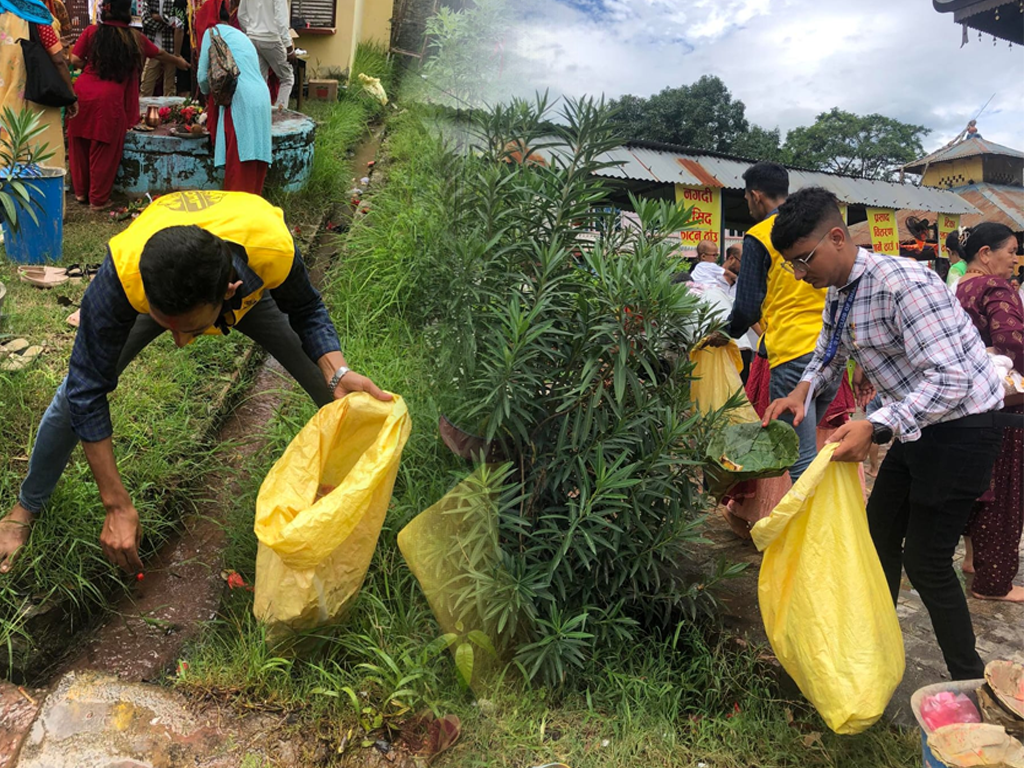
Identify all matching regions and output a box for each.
[292,0,336,33]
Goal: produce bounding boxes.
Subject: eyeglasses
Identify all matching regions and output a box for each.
[781,230,830,275]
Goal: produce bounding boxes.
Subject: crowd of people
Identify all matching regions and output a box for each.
[5,0,292,204]
[693,164,1023,682]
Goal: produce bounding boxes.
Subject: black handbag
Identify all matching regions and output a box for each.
[20,25,77,108]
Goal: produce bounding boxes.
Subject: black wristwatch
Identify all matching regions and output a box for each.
[870,422,893,445]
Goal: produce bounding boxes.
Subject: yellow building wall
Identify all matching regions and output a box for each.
[921,156,984,189]
[298,0,394,78]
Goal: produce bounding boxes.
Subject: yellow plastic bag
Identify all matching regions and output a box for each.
[253,393,411,640]
[751,444,904,734]
[689,341,759,424]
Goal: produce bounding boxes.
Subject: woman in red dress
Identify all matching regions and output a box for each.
[955,222,1024,602]
[67,0,188,210]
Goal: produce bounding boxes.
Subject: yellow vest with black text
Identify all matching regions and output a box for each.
[747,215,827,368]
[107,191,294,335]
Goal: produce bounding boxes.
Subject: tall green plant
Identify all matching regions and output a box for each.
[0,107,55,232]
[417,96,726,687]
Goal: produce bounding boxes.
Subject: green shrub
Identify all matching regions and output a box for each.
[403,94,726,687]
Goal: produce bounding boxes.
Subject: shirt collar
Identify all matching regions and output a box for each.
[838,247,870,293]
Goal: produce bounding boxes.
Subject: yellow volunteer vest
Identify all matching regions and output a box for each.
[747,215,827,368]
[108,191,294,335]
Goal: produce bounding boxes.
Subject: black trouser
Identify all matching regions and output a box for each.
[867,417,1003,680]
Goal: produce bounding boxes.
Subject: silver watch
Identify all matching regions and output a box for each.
[328,366,351,392]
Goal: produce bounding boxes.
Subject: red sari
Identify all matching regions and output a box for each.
[956,275,1024,597]
[67,22,160,206]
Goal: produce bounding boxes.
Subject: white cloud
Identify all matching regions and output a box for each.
[502,0,1024,152]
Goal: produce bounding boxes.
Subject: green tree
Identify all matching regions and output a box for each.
[783,107,929,180]
[609,75,750,152]
[731,124,786,163]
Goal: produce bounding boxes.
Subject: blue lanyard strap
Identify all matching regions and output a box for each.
[822,278,861,367]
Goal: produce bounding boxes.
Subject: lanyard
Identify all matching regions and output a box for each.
[822,278,861,367]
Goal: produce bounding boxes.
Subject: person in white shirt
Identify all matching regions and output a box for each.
[237,0,293,110]
[689,239,725,286]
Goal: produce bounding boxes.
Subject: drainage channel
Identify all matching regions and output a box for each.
[0,126,385,767]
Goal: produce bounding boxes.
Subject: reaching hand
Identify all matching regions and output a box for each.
[762,395,805,427]
[100,505,144,574]
[66,100,79,119]
[333,371,393,402]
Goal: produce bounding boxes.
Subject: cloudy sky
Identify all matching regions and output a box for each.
[504,0,1024,152]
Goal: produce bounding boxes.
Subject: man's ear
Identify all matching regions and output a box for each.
[224,280,243,301]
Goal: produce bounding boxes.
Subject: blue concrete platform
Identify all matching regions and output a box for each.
[114,97,316,196]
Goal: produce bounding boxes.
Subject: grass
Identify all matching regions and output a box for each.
[0,42,394,676]
[0,211,253,674]
[174,101,921,767]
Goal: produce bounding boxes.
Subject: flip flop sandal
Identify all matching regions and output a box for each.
[85,263,102,277]
[0,339,42,372]
[18,266,68,289]
[64,264,85,283]
[67,309,80,328]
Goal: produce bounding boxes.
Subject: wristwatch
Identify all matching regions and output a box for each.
[328,366,351,393]
[870,422,893,445]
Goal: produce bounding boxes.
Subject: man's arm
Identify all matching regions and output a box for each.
[868,271,996,442]
[270,249,391,400]
[66,259,147,572]
[725,235,769,339]
[275,0,292,52]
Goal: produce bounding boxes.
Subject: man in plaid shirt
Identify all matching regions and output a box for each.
[764,187,1004,681]
[141,0,180,96]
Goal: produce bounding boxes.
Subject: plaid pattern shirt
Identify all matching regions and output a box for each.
[801,248,1003,442]
[66,247,341,443]
[143,0,175,48]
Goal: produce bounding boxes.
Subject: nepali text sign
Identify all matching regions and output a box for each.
[937,214,961,260]
[675,184,722,252]
[866,208,900,256]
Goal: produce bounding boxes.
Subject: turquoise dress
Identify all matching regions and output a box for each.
[197,24,272,167]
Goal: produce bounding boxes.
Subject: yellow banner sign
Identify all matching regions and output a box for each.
[866,208,900,256]
[675,184,722,252]
[838,204,848,224]
[937,214,960,260]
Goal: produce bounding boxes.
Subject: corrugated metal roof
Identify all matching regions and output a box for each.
[847,183,1024,243]
[592,143,978,214]
[904,135,1024,172]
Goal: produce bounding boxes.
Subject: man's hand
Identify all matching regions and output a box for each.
[0,504,35,574]
[100,505,144,574]
[286,47,297,63]
[826,420,874,463]
[333,371,393,402]
[762,395,805,427]
[701,331,731,349]
[851,364,876,409]
[66,100,79,119]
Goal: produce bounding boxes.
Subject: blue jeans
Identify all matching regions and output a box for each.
[18,295,333,514]
[769,352,841,482]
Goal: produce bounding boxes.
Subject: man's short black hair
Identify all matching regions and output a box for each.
[742,162,788,199]
[770,187,845,253]
[139,225,234,315]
